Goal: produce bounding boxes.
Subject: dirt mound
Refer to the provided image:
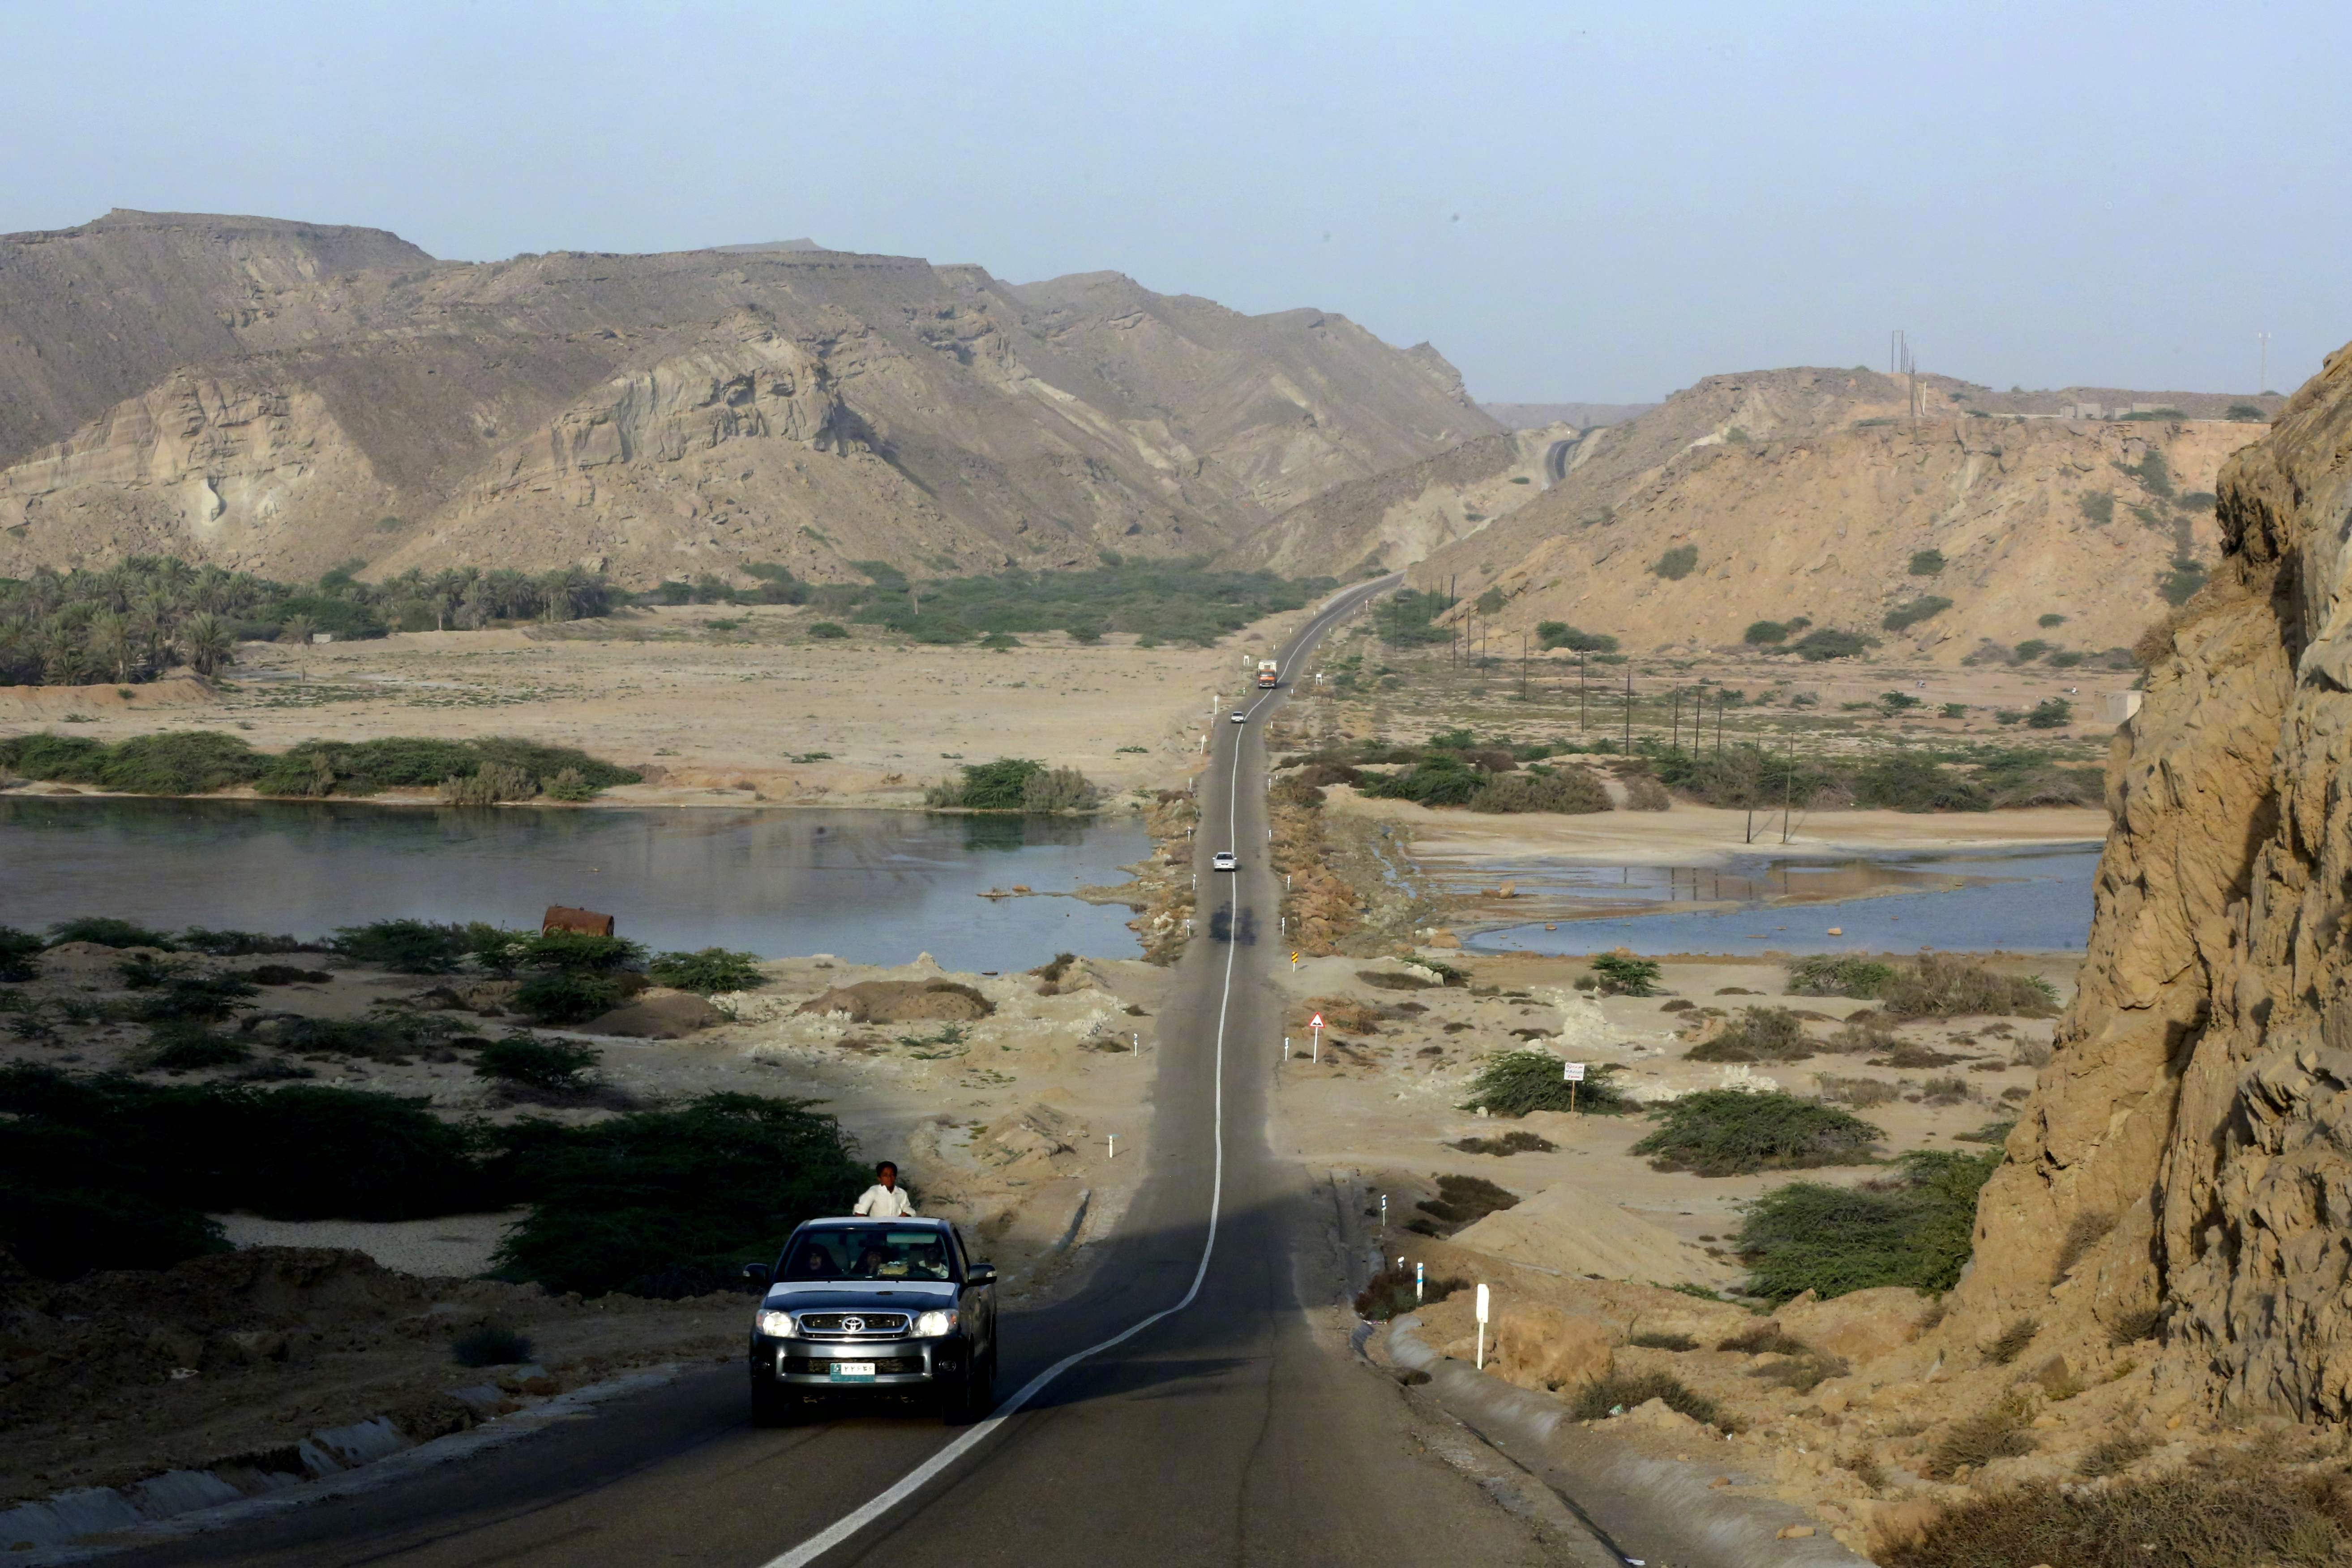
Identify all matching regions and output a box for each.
[796,979,995,1024]
[582,988,724,1039]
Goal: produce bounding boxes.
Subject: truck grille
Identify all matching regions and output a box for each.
[797,1312,912,1338]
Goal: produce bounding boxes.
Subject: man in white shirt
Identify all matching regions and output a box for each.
[852,1161,917,1217]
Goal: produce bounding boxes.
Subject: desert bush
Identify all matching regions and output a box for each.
[808,621,849,638]
[1590,954,1662,996]
[1851,752,1989,812]
[2107,1304,2164,1347]
[48,917,178,950]
[1409,1174,1520,1235]
[1653,544,1699,580]
[510,970,625,1025]
[542,767,599,802]
[1622,773,1671,810]
[1953,1118,2016,1145]
[1791,629,1873,661]
[253,736,636,799]
[1735,1149,1997,1301]
[2076,1431,2158,1480]
[264,1011,464,1062]
[1743,620,1788,644]
[1353,1263,1466,1320]
[649,948,764,994]
[1536,622,1619,653]
[94,731,267,794]
[1631,1090,1881,1176]
[1986,1315,2040,1365]
[518,930,646,974]
[2079,488,2116,526]
[1814,1074,1902,1108]
[0,927,41,982]
[1020,765,1101,814]
[1882,596,1953,632]
[1686,1007,1813,1063]
[1567,1369,1729,1431]
[1355,754,1485,806]
[1908,549,1946,575]
[244,963,333,985]
[1451,1130,1555,1156]
[492,1092,867,1296]
[177,927,308,956]
[451,1325,535,1367]
[441,761,537,805]
[1920,1391,2038,1479]
[1785,955,1895,998]
[1459,1051,1629,1117]
[132,970,260,1023]
[1469,767,1610,814]
[1919,1075,1971,1105]
[1881,953,2058,1017]
[475,1036,600,1095]
[926,757,1040,810]
[2023,696,2074,729]
[329,919,471,973]
[143,1024,255,1072]
[1628,1332,1697,1351]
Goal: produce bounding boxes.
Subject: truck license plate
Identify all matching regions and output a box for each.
[829,1362,877,1381]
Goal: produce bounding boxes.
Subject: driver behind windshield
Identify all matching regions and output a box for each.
[780,1228,951,1282]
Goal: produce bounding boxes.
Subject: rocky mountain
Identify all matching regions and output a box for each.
[1480,401,1657,430]
[0,210,1496,585]
[1398,367,2271,663]
[1938,339,2352,1420]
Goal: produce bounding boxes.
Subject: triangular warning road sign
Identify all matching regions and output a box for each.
[1309,1013,1325,1029]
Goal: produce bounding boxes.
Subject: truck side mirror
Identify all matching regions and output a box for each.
[964,1263,997,1289]
[741,1263,774,1287]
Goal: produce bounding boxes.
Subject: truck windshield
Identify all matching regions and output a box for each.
[780,1226,951,1282]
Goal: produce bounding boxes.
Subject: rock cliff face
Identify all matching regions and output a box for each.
[1943,341,2352,1418]
[0,211,1494,584]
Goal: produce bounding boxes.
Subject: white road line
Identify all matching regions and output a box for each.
[758,585,1375,1568]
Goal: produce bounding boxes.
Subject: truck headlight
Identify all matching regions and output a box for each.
[755,1309,796,1338]
[913,1309,958,1338]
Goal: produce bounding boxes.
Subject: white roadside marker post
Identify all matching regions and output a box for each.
[1379,1193,1388,1231]
[1107,1134,1116,1159]
[1475,1283,1490,1369]
[1415,1262,1424,1303]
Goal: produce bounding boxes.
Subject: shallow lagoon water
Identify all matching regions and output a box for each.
[0,797,1149,971]
[1465,845,2102,956]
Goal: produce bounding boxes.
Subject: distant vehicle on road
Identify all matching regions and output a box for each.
[1212,850,1238,871]
[1256,660,1278,688]
[1230,710,1247,724]
[743,1217,996,1427]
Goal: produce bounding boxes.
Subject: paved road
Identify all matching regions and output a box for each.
[116,577,1595,1568]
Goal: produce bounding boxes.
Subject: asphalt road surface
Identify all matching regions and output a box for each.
[116,576,1598,1568]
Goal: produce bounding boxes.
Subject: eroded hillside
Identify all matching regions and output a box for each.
[1935,338,2352,1419]
[1400,367,2270,663]
[0,210,1495,585]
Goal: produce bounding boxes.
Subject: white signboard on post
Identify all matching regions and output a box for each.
[1562,1062,1586,1082]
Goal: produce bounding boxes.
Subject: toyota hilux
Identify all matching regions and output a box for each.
[743,1217,998,1426]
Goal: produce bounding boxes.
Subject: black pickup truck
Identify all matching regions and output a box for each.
[743,1217,998,1425]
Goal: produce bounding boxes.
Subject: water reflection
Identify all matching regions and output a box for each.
[0,798,1146,971]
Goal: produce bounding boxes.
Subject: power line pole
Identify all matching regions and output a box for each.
[1622,667,1633,754]
[2259,330,2272,394]
[1519,634,1528,700]
[1580,652,1588,730]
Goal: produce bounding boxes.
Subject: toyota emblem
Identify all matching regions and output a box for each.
[841,1317,865,1333]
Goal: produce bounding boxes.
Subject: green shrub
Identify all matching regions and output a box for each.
[2038,613,2068,627]
[48,917,178,950]
[492,1092,867,1296]
[519,930,646,974]
[1686,1007,1812,1062]
[511,971,625,1025]
[1786,956,1895,998]
[0,1177,228,1281]
[1882,596,1953,632]
[0,927,43,982]
[2159,558,2208,606]
[1652,544,1699,580]
[927,757,1045,810]
[0,732,106,780]
[1352,1263,1465,1320]
[2024,697,2073,729]
[1469,768,1610,814]
[1356,755,1485,806]
[1851,752,1989,812]
[1922,1391,2038,1479]
[1567,1369,1729,1430]
[143,1024,255,1072]
[89,731,266,794]
[808,621,849,638]
[1374,589,1454,646]
[1411,1174,1520,1234]
[1020,765,1101,813]
[1880,952,2059,1018]
[441,761,537,805]
[542,767,599,802]
[1743,620,1788,645]
[266,1011,463,1062]
[1790,628,1872,661]
[1535,621,1618,653]
[475,1036,600,1094]
[132,971,260,1023]
[1589,954,1662,995]
[1630,1090,1881,1176]
[329,919,471,973]
[2079,488,2116,525]
[649,948,765,994]
[1474,587,1507,614]
[177,927,307,956]
[2116,447,2174,499]
[1735,1149,1997,1301]
[1459,1051,1629,1117]
[1908,550,1946,575]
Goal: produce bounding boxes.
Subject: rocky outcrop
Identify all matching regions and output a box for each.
[1397,365,2272,663]
[1939,339,2352,1418]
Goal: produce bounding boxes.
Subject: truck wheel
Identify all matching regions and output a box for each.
[750,1375,797,1428]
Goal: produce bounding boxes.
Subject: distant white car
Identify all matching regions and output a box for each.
[1230,711,1247,724]
[1212,850,1238,872]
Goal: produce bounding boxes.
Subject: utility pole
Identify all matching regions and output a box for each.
[1622,667,1633,754]
[1782,733,1795,845]
[1519,634,1528,700]
[2259,331,2272,395]
[1670,688,1681,753]
[1716,691,1726,757]
[1580,652,1588,730]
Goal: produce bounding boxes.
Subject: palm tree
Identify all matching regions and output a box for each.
[86,613,133,683]
[279,614,319,647]
[180,613,236,679]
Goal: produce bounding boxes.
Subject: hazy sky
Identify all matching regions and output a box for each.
[7,0,2345,402]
